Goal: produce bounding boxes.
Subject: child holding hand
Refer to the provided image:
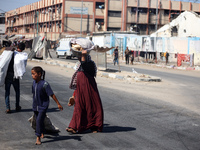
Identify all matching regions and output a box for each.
[31,66,63,145]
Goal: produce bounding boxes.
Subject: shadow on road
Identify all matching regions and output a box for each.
[42,134,82,143]
[102,124,136,133]
[19,108,33,112]
[99,68,119,73]
[47,107,61,113]
[80,124,136,134]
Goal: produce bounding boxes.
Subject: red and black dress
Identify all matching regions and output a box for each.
[68,59,104,133]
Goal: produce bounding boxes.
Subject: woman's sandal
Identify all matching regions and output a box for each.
[66,128,76,134]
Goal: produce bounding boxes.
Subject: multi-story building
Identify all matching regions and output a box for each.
[0,13,5,35]
[5,0,63,40]
[5,0,200,40]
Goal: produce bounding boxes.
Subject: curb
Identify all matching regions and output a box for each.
[99,72,161,82]
[30,59,162,82]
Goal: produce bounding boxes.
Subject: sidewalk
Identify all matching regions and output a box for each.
[106,55,200,71]
[30,58,162,82]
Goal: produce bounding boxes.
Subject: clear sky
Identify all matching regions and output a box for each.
[0,0,200,13]
[0,0,39,12]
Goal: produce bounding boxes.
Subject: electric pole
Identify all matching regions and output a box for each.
[80,0,83,37]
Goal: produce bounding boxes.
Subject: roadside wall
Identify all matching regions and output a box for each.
[91,33,200,65]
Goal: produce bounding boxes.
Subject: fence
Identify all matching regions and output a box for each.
[90,33,200,67]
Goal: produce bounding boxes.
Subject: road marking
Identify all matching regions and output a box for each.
[20,94,32,101]
[192,123,199,127]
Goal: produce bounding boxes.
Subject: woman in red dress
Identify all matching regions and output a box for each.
[66,50,104,133]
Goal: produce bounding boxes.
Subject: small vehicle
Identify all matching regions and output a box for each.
[56,37,75,59]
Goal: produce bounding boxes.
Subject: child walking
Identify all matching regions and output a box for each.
[31,66,63,145]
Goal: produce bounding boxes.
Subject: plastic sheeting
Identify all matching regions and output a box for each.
[28,115,60,133]
[0,50,13,86]
[14,51,28,79]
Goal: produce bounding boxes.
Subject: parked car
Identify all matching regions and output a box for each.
[56,37,75,59]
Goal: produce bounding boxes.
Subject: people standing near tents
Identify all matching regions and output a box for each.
[165,51,169,65]
[113,46,119,66]
[4,42,28,113]
[125,47,130,64]
[131,51,134,65]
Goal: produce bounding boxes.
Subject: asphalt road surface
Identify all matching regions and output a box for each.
[0,53,200,149]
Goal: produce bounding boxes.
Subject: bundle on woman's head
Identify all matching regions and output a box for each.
[32,66,46,80]
[70,38,94,58]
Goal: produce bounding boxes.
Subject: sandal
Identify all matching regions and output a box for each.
[66,128,76,134]
[90,126,98,133]
[35,137,41,145]
[35,141,41,145]
[5,109,11,114]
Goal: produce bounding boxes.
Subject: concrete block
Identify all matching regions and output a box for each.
[115,75,124,80]
[108,74,116,79]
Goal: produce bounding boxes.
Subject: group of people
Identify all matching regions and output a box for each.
[113,46,134,65]
[113,47,170,65]
[2,42,104,145]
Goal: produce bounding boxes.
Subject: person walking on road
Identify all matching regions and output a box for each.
[31,66,63,145]
[66,49,104,134]
[4,42,27,113]
[125,47,130,64]
[113,46,119,66]
[165,51,169,65]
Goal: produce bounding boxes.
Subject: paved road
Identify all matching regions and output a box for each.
[0,59,200,150]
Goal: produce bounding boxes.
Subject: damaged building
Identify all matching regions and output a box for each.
[151,11,200,37]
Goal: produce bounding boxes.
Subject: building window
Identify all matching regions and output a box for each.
[131,7,137,13]
[95,19,104,31]
[96,2,104,9]
[138,8,147,13]
[140,24,147,30]
[170,10,180,19]
[107,27,121,31]
[171,26,178,36]
[148,25,155,31]
[108,11,121,17]
[0,18,5,24]
[95,19,104,24]
[149,9,156,14]
[164,10,169,16]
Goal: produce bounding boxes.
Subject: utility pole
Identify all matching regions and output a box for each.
[34,6,36,38]
[80,0,83,37]
[37,11,39,36]
[155,0,158,63]
[122,0,125,31]
[155,0,158,32]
